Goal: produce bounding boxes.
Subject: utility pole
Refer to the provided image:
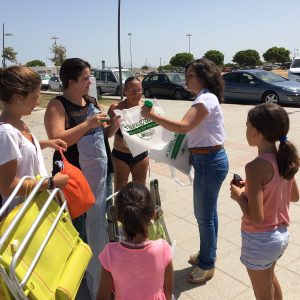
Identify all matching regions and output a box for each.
[128,33,132,72]
[2,23,13,68]
[186,33,192,54]
[51,36,59,75]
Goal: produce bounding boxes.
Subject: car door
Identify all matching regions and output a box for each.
[158,75,172,98]
[99,71,108,93]
[223,72,240,100]
[147,75,160,97]
[236,73,262,102]
[106,71,117,94]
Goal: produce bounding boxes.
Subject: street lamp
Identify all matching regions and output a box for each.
[186,33,192,54]
[2,23,13,68]
[51,36,59,75]
[128,33,133,72]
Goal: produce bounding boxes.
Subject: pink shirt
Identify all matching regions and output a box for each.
[242,153,293,233]
[99,239,172,300]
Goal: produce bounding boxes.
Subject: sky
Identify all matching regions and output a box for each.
[1,0,299,69]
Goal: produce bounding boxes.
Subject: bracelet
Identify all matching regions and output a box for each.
[47,177,54,190]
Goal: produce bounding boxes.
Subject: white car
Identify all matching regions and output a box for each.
[288,57,300,82]
[39,74,50,90]
[49,76,62,91]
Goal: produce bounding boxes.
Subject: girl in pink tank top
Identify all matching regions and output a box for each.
[96,182,173,300]
[230,103,299,300]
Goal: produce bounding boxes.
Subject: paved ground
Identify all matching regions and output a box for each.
[23,100,300,300]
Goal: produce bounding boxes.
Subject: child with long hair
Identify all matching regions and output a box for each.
[0,66,68,214]
[230,103,299,300]
[96,182,173,300]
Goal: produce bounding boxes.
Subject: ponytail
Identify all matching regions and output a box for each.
[277,140,300,180]
[115,182,154,241]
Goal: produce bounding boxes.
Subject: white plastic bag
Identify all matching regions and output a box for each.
[114,100,173,157]
[149,133,193,185]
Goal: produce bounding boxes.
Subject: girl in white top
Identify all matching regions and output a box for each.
[0,66,69,214]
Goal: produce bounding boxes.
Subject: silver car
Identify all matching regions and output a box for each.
[48,75,62,91]
[223,70,300,105]
[288,57,300,82]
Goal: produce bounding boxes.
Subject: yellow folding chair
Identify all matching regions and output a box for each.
[0,176,92,300]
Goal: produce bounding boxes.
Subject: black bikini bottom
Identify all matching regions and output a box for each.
[112,148,148,167]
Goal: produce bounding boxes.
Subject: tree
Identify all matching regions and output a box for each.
[263,47,290,63]
[169,52,194,68]
[26,60,46,67]
[203,50,224,66]
[158,64,177,72]
[49,44,67,66]
[141,65,149,70]
[3,47,17,65]
[233,49,260,67]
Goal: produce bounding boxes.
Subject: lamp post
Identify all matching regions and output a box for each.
[128,33,133,72]
[51,36,59,75]
[186,33,192,54]
[2,23,13,68]
[117,0,123,100]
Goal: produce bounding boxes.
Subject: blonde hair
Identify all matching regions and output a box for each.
[0,65,41,102]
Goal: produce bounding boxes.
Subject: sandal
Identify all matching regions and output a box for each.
[188,266,215,284]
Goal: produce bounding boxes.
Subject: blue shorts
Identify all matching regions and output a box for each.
[241,226,289,270]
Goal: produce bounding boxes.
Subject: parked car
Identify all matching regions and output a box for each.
[48,75,62,91]
[39,74,50,90]
[142,73,194,100]
[288,57,300,82]
[94,68,134,95]
[223,69,300,104]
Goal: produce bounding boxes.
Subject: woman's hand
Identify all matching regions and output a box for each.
[53,172,69,189]
[141,105,154,119]
[47,139,67,151]
[87,113,110,129]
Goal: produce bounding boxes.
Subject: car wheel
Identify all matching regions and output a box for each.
[174,90,183,100]
[143,89,152,98]
[116,86,121,96]
[262,91,279,104]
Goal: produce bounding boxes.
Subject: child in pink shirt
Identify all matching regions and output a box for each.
[96,182,173,300]
[230,103,299,300]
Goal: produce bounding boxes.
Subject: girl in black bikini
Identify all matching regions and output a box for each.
[108,77,149,192]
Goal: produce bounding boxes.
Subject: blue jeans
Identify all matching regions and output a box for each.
[191,148,228,270]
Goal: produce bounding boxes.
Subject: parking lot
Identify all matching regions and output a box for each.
[23,100,300,299]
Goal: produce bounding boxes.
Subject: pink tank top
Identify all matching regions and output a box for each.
[242,153,293,233]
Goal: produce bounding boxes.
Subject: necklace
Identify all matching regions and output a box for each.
[120,239,150,249]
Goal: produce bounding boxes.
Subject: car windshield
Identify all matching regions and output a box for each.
[166,73,185,83]
[291,59,300,68]
[113,70,134,81]
[253,71,286,82]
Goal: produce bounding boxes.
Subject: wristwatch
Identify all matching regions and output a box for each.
[47,177,54,190]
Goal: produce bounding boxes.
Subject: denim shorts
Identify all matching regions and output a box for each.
[241,226,289,270]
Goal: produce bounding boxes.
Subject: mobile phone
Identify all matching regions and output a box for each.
[232,173,243,187]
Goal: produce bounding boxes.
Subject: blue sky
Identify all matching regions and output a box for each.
[1,0,299,68]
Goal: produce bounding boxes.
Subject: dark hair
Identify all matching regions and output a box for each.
[248,103,299,179]
[59,58,91,89]
[115,182,154,240]
[124,76,140,90]
[0,66,41,103]
[185,58,224,103]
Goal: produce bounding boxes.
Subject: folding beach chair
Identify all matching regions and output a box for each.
[0,176,92,300]
[106,179,172,245]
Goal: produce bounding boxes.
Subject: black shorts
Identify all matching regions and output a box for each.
[112,149,148,167]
